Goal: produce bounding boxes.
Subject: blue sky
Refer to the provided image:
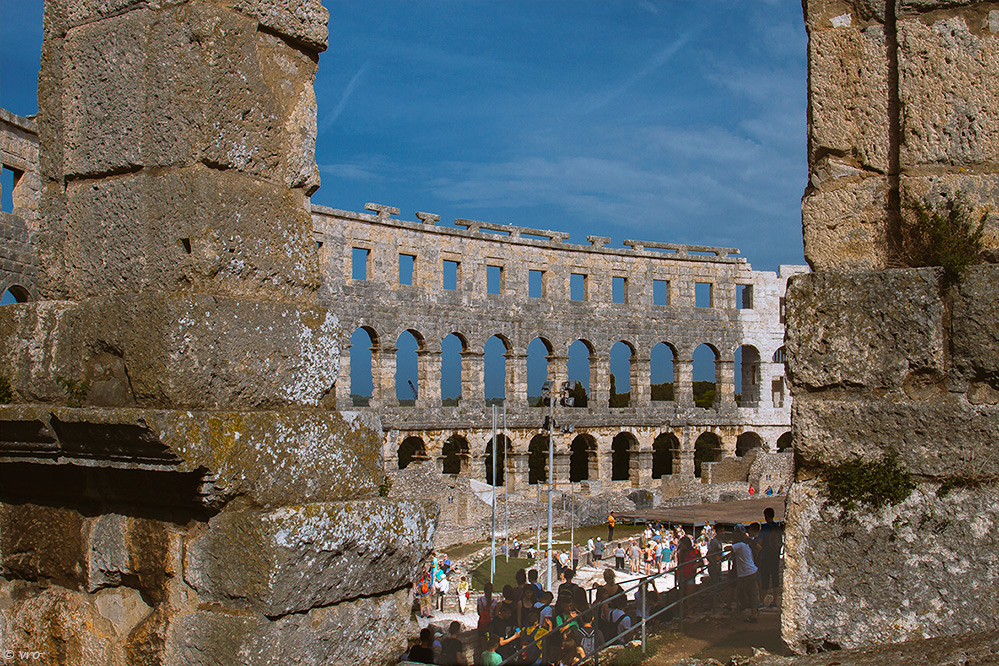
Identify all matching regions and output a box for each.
[0,1,807,391]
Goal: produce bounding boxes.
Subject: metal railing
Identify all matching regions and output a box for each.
[495,549,740,666]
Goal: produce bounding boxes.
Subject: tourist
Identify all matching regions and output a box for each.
[434,565,449,612]
[479,634,502,666]
[593,537,604,565]
[575,609,604,660]
[607,511,615,541]
[555,631,586,666]
[758,507,783,609]
[457,575,470,614]
[571,542,581,571]
[607,595,632,644]
[438,620,467,666]
[442,553,452,575]
[677,536,700,599]
[476,582,497,656]
[489,595,521,661]
[535,590,555,630]
[643,541,654,575]
[629,540,641,574]
[731,524,761,623]
[614,542,626,570]
[595,568,622,639]
[528,568,543,601]
[407,627,435,664]
[414,564,434,619]
[516,607,547,666]
[586,537,594,565]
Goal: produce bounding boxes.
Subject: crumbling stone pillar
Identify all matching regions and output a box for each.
[634,447,652,488]
[674,357,695,407]
[0,2,435,664]
[462,350,485,408]
[590,352,610,410]
[377,346,400,408]
[716,359,736,409]
[417,349,441,408]
[632,355,651,408]
[337,342,354,407]
[785,0,999,653]
[507,351,528,411]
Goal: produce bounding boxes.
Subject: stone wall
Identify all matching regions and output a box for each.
[0,108,40,301]
[786,0,999,652]
[0,2,433,664]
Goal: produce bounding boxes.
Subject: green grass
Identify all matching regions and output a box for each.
[468,556,536,591]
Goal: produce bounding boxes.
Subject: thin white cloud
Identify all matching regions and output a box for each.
[579,33,695,114]
[319,62,369,131]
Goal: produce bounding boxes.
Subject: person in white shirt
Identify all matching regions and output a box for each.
[730,524,761,623]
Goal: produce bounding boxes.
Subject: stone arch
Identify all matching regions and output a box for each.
[736,431,764,457]
[441,434,469,475]
[692,343,719,408]
[484,334,510,405]
[569,433,597,482]
[398,436,427,470]
[610,340,635,407]
[0,284,31,304]
[528,434,549,485]
[736,344,762,407]
[776,431,793,451]
[567,339,593,407]
[484,433,511,486]
[395,329,425,405]
[694,431,723,479]
[650,342,676,402]
[349,326,380,406]
[441,332,467,406]
[611,431,637,481]
[773,346,786,363]
[652,432,680,478]
[526,337,553,407]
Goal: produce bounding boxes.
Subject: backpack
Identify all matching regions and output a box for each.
[609,609,630,640]
[420,576,430,595]
[578,626,597,655]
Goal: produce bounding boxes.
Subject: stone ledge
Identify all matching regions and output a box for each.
[184,500,436,616]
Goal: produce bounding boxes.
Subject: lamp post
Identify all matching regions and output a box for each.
[541,380,574,591]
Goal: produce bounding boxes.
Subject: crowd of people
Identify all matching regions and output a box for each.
[405,507,783,665]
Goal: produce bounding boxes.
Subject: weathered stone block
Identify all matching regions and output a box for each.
[804,0,887,28]
[184,499,435,616]
[86,514,176,602]
[164,587,413,666]
[0,293,337,409]
[802,177,889,271]
[782,480,999,653]
[898,16,999,168]
[0,404,385,507]
[951,263,999,387]
[786,269,944,391]
[792,395,999,477]
[0,503,85,589]
[808,26,889,172]
[901,173,999,257]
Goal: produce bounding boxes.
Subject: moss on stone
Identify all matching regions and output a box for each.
[823,453,916,511]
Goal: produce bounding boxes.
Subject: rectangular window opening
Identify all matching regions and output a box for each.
[653,279,669,306]
[570,273,587,302]
[351,247,369,281]
[779,296,786,324]
[737,284,753,309]
[443,260,459,291]
[612,276,627,304]
[399,254,415,286]
[529,269,544,298]
[487,265,503,295]
[0,166,17,213]
[695,282,713,308]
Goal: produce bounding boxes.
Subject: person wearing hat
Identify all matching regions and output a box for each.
[731,524,761,623]
[593,537,604,565]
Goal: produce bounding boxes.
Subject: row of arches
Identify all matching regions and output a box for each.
[349,326,785,410]
[396,429,793,486]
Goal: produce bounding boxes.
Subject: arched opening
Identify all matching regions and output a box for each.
[528,434,549,485]
[484,335,508,405]
[0,285,30,305]
[694,432,723,479]
[441,333,465,406]
[398,436,427,470]
[527,337,552,407]
[735,345,761,406]
[567,339,591,408]
[611,432,635,481]
[442,435,469,475]
[736,431,764,457]
[650,342,675,402]
[692,343,718,409]
[569,435,595,482]
[484,434,511,486]
[777,431,793,451]
[349,327,377,406]
[772,347,787,408]
[395,330,423,405]
[610,341,634,407]
[652,432,680,478]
